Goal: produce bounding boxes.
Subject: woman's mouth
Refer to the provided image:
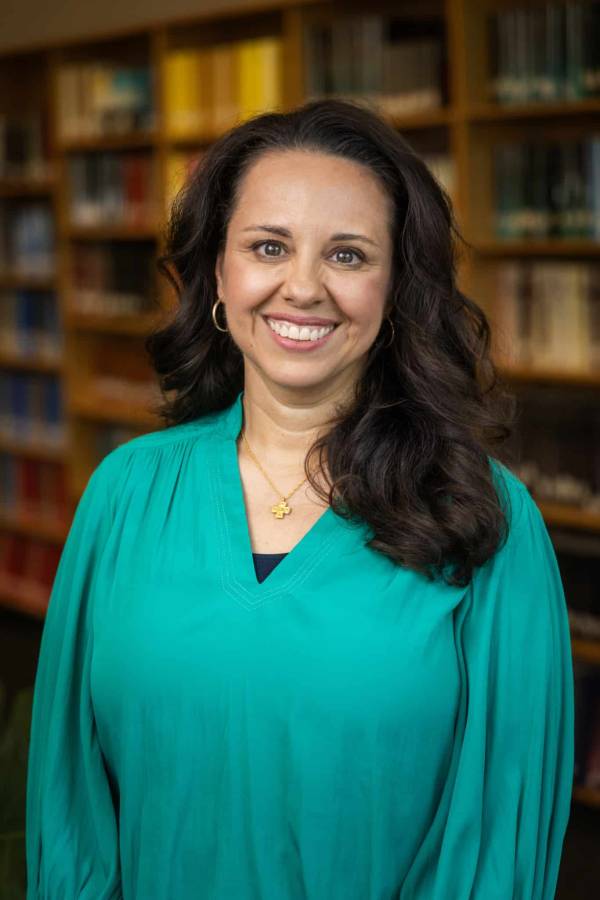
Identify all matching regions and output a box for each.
[263,316,339,352]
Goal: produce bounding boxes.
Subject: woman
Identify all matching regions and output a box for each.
[26,98,574,899]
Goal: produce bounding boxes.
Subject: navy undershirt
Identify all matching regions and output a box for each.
[252,551,288,583]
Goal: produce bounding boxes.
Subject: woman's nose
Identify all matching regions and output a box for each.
[281,254,325,304]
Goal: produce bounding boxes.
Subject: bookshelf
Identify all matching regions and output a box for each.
[1,0,600,812]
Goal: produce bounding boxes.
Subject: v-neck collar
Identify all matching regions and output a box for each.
[206,389,360,610]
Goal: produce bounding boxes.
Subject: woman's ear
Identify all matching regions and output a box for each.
[215,251,223,298]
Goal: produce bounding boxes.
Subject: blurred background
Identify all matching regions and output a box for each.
[1,0,599,896]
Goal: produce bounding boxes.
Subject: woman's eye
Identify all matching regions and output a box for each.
[332,248,363,266]
[252,240,283,258]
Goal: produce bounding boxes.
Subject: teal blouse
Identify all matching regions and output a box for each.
[26,389,575,899]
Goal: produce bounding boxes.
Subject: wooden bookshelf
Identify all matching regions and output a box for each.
[1,0,600,810]
[0,506,69,544]
[572,784,600,809]
[572,637,600,666]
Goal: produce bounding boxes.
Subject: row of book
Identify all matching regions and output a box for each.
[68,153,159,229]
[0,204,55,278]
[0,533,63,617]
[492,261,600,371]
[488,1,600,105]
[70,242,157,317]
[304,15,444,115]
[0,373,63,445]
[0,113,51,182]
[574,666,600,789]
[0,453,69,522]
[494,137,600,239]
[0,292,62,361]
[57,63,155,142]
[164,36,282,137]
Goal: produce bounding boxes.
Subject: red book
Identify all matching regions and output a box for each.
[124,155,146,226]
[18,459,41,516]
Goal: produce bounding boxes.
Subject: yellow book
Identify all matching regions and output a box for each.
[209,42,240,135]
[256,36,283,112]
[238,36,283,121]
[195,48,213,136]
[237,39,261,121]
[166,48,206,138]
[165,49,190,137]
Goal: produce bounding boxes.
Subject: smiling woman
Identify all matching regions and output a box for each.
[25,98,574,900]
[212,147,395,390]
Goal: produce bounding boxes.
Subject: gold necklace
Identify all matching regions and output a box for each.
[240,430,309,519]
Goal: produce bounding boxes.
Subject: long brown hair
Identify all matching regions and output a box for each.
[146,97,517,587]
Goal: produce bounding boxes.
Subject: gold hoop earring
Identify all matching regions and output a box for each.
[381,315,395,350]
[212,298,229,333]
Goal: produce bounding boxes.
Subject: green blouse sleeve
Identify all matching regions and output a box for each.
[404,476,575,899]
[26,453,123,899]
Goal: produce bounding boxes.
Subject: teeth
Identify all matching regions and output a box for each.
[267,318,336,342]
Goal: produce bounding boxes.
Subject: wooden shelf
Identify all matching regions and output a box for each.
[571,638,600,666]
[498,365,600,389]
[69,390,161,428]
[0,176,55,196]
[167,128,228,146]
[0,272,56,290]
[0,579,47,620]
[468,98,600,122]
[0,434,66,461]
[538,502,600,534]
[64,308,164,336]
[60,131,157,151]
[66,223,160,241]
[572,784,600,810]
[0,349,63,373]
[0,506,70,544]
[387,106,456,130]
[470,240,600,257]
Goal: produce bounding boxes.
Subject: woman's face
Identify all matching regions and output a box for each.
[215,149,394,394]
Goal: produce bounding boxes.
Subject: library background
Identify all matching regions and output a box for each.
[1,0,599,895]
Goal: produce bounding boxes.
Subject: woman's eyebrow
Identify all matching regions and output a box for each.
[241,224,379,247]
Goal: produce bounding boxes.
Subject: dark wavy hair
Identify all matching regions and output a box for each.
[145,97,518,588]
